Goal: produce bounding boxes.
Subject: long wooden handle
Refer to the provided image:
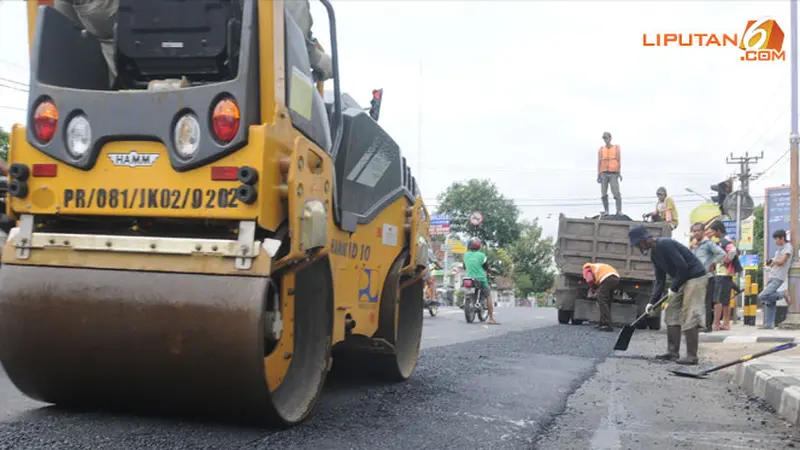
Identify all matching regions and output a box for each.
[702,342,797,374]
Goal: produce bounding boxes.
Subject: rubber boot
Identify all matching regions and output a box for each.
[601,196,609,216]
[615,196,622,216]
[677,327,699,365]
[656,325,681,360]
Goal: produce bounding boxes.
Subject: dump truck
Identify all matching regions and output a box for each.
[553,214,672,329]
[0,0,431,427]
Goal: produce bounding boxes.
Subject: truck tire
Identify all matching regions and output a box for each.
[557,309,572,324]
[571,318,584,325]
[647,316,661,330]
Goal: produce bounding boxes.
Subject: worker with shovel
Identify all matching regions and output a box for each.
[628,226,710,365]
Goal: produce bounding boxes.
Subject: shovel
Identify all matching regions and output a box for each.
[613,294,670,351]
[669,342,797,379]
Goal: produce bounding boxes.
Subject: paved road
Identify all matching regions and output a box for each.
[0,307,797,449]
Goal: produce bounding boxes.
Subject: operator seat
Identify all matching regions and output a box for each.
[115,0,244,88]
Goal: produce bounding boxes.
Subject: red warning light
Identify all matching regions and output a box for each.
[373,90,382,100]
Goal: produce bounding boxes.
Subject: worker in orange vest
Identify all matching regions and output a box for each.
[583,262,620,331]
[597,131,622,216]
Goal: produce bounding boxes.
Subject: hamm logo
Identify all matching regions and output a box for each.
[108,151,160,168]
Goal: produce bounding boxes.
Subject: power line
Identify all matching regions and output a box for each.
[0,105,26,112]
[753,148,789,181]
[0,77,27,87]
[0,82,28,93]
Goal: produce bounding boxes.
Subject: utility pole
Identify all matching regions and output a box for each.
[726,151,762,323]
[782,0,800,329]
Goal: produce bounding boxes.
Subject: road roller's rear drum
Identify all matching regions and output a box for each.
[0,258,332,426]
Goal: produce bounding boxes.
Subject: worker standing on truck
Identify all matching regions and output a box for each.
[463,238,499,325]
[644,187,678,230]
[688,222,726,332]
[582,262,619,332]
[597,131,622,216]
[628,225,710,365]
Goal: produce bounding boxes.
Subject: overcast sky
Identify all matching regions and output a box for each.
[0,0,794,242]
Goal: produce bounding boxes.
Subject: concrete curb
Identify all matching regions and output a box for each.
[701,335,798,344]
[735,361,800,426]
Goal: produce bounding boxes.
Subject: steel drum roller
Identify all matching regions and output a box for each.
[0,264,279,417]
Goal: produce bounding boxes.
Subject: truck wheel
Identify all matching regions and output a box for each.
[571,319,584,325]
[557,309,572,324]
[647,316,661,330]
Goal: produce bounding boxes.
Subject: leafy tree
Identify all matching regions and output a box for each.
[514,273,534,298]
[0,127,8,161]
[508,219,556,292]
[486,247,513,277]
[435,179,521,248]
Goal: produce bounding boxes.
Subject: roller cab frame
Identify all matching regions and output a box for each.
[0,0,431,427]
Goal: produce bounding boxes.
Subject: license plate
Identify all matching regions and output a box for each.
[62,187,242,210]
[463,287,475,293]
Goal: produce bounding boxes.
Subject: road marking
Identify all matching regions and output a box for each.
[590,375,622,450]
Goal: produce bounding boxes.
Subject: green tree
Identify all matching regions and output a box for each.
[0,127,8,161]
[486,247,513,277]
[508,219,556,292]
[514,273,534,298]
[435,179,521,248]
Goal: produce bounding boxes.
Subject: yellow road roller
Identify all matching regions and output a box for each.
[0,0,430,426]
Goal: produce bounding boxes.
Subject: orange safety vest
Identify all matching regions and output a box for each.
[598,145,620,173]
[583,263,619,284]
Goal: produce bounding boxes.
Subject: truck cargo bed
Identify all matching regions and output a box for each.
[553,214,672,281]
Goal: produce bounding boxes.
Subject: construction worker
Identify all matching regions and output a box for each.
[644,187,678,229]
[688,222,726,332]
[463,238,499,324]
[582,262,619,331]
[628,225,710,365]
[708,220,742,331]
[54,0,118,84]
[285,0,333,81]
[597,131,622,216]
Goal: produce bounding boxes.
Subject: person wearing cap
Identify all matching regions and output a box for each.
[628,225,710,365]
[644,187,679,230]
[597,132,622,216]
[582,262,619,331]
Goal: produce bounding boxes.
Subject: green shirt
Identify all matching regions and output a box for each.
[463,250,488,284]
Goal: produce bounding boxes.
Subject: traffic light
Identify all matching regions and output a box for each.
[710,178,733,213]
[369,89,383,121]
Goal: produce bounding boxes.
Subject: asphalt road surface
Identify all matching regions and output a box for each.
[0,306,797,450]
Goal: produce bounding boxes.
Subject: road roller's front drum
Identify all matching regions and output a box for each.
[0,264,278,419]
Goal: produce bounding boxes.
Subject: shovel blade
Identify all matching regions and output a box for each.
[613,325,636,351]
[669,369,707,379]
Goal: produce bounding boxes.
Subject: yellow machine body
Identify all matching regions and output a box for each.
[0,0,430,426]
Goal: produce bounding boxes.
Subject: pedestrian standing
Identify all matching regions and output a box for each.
[759,229,793,329]
[582,262,620,332]
[688,222,726,332]
[628,226,710,365]
[707,220,742,331]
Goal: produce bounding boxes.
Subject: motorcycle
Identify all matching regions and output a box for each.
[424,297,440,317]
[460,277,489,323]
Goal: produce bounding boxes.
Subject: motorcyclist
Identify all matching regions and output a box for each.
[462,238,499,324]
